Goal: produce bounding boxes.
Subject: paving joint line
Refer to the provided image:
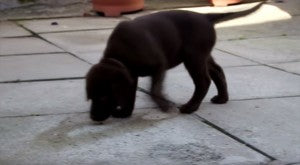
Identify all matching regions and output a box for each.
[14,21,94,66]
[37,27,115,35]
[0,111,87,119]
[216,48,300,76]
[286,162,300,165]
[222,64,261,68]
[0,77,85,84]
[138,86,300,103]
[64,51,94,65]
[201,95,300,103]
[0,106,162,119]
[1,35,33,38]
[0,52,66,57]
[264,59,300,64]
[192,114,276,161]
[218,34,300,42]
[8,10,131,21]
[227,95,300,102]
[2,27,115,38]
[264,64,300,76]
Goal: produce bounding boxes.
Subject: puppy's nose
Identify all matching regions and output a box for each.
[90,113,110,121]
[90,105,111,121]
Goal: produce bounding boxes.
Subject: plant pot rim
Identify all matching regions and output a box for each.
[92,0,144,17]
[209,0,242,6]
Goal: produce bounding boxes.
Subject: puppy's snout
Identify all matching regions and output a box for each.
[90,113,110,121]
[116,106,122,111]
[90,102,111,121]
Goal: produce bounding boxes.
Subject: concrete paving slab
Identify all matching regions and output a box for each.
[212,49,258,67]
[271,0,300,16]
[216,35,300,64]
[0,110,269,165]
[215,16,300,41]
[77,51,102,64]
[269,61,300,75]
[0,79,155,117]
[0,53,90,82]
[0,80,88,117]
[0,37,63,56]
[18,17,123,33]
[196,97,300,162]
[138,65,300,105]
[0,21,31,37]
[40,30,111,59]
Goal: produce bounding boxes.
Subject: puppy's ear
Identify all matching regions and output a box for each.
[101,58,134,86]
[85,64,101,101]
[118,67,134,86]
[110,69,135,109]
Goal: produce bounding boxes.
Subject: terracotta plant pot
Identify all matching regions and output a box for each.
[209,0,242,6]
[92,0,144,17]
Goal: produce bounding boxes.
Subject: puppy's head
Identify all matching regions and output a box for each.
[86,58,133,121]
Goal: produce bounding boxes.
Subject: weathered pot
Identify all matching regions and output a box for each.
[92,0,144,17]
[210,0,242,6]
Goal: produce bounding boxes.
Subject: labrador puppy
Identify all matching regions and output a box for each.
[86,2,265,121]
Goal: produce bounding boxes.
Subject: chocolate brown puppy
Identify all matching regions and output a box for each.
[86,2,265,121]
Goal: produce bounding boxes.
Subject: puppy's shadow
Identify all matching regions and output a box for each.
[34,109,178,150]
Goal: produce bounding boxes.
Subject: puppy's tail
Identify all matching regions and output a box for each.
[207,0,266,24]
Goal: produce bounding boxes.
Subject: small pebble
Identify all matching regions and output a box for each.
[51,22,58,25]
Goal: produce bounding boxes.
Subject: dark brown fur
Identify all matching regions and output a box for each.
[86,2,265,121]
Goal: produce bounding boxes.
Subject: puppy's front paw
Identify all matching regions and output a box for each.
[153,98,171,112]
[179,103,199,114]
[210,95,228,104]
[111,107,132,118]
[112,111,132,118]
[158,102,172,112]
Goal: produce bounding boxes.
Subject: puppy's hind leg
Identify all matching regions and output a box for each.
[208,56,229,104]
[180,55,211,114]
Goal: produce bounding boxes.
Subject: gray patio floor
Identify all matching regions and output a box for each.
[0,0,300,165]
